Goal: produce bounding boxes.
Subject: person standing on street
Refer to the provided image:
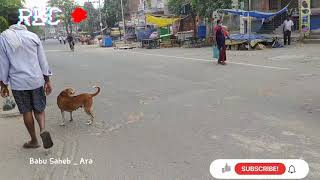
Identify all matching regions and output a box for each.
[58,36,62,44]
[214,20,229,65]
[283,16,294,46]
[0,12,53,149]
[63,36,67,44]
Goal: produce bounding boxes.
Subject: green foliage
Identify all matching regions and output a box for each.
[27,26,44,37]
[0,16,9,32]
[49,0,77,34]
[0,0,23,32]
[102,0,129,28]
[168,0,232,17]
[0,0,23,17]
[168,0,186,16]
[191,0,232,18]
[80,2,99,35]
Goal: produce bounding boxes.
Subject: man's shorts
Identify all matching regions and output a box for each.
[12,87,46,114]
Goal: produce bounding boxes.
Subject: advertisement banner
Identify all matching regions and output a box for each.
[300,0,311,35]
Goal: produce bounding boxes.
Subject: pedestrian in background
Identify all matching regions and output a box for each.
[0,11,53,149]
[283,16,294,46]
[214,20,229,65]
[63,36,66,44]
[58,36,62,44]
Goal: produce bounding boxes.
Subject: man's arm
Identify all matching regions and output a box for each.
[37,39,53,95]
[37,38,52,77]
[0,37,10,97]
[0,37,10,86]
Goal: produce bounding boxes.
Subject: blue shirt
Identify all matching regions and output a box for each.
[0,25,52,90]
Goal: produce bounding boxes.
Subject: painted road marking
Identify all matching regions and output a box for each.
[125,51,290,70]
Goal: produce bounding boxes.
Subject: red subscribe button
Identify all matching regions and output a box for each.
[235,163,286,175]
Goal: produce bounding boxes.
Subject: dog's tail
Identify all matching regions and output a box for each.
[91,86,100,97]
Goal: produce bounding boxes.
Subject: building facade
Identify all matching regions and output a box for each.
[128,0,140,24]
[310,0,320,30]
[128,0,170,25]
[249,0,320,31]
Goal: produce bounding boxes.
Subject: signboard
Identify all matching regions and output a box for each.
[300,0,311,35]
[18,7,62,26]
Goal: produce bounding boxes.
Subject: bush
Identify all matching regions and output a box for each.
[0,16,9,32]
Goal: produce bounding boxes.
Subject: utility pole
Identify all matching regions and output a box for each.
[99,0,103,35]
[120,0,126,40]
[247,0,251,50]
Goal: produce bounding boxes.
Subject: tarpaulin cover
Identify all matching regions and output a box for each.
[136,27,156,41]
[223,5,288,19]
[229,34,267,41]
[146,15,180,27]
[227,34,269,47]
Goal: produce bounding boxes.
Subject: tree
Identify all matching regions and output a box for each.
[169,0,232,18]
[79,2,100,35]
[168,0,197,36]
[27,26,44,37]
[0,16,8,32]
[191,0,232,18]
[0,0,23,17]
[49,0,77,35]
[168,0,232,36]
[102,0,129,28]
[168,0,186,16]
[0,0,23,32]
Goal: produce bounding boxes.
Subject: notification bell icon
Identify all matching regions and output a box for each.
[288,165,296,174]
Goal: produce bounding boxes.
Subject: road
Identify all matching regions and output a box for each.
[1,40,320,179]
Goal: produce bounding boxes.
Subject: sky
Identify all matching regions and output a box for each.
[24,0,102,8]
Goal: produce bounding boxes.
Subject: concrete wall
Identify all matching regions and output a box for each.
[129,0,140,13]
[150,0,165,12]
[251,0,270,11]
[129,0,140,19]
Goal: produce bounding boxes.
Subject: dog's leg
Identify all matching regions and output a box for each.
[85,110,94,125]
[70,112,73,122]
[60,111,66,126]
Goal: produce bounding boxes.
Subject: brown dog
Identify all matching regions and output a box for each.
[57,86,100,126]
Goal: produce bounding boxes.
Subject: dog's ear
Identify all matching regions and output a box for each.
[70,88,76,95]
[60,89,69,96]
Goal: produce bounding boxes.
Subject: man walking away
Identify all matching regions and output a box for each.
[283,16,294,45]
[0,12,53,149]
[67,34,75,51]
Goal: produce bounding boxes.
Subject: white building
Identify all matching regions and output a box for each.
[138,0,168,14]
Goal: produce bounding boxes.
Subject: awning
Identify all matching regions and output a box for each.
[222,5,288,19]
[146,15,180,27]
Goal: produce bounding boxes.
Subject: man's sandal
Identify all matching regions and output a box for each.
[40,131,53,149]
[23,142,40,149]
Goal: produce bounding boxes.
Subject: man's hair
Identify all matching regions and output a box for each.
[7,11,20,25]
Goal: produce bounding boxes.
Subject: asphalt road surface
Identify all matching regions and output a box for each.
[1,39,320,179]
